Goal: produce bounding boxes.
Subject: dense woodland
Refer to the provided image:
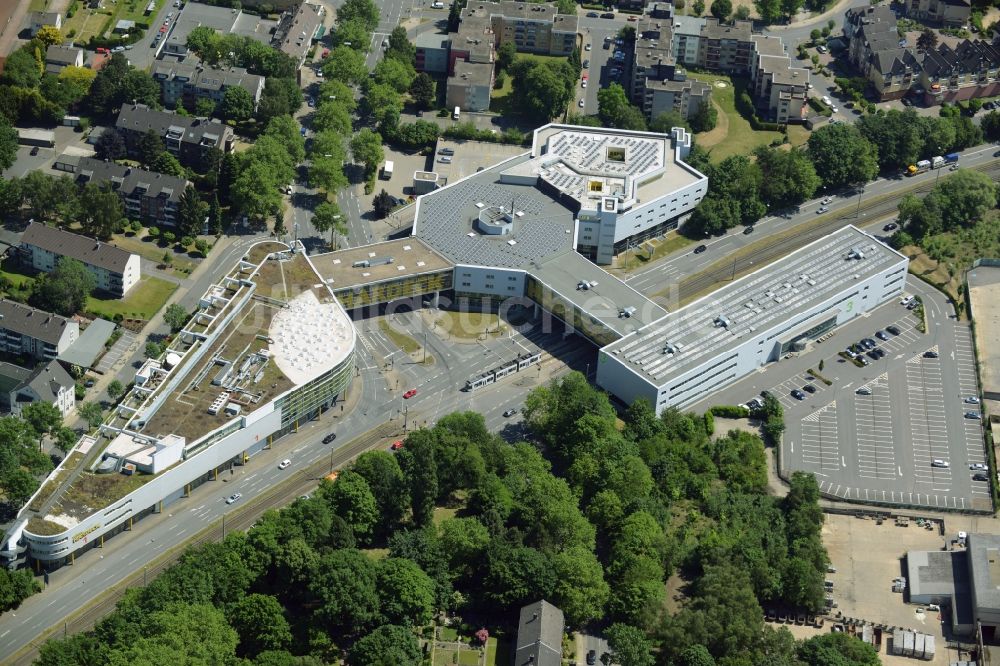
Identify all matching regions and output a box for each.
[32,373,878,666]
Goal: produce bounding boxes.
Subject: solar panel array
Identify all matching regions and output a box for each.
[416,169,571,268]
[546,131,664,177]
[610,228,902,382]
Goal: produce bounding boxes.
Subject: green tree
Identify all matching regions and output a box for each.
[309,131,350,192]
[497,41,517,73]
[145,340,163,359]
[0,568,42,612]
[137,129,164,167]
[927,169,997,229]
[331,19,372,50]
[386,25,416,63]
[798,632,880,666]
[400,431,438,527]
[512,59,574,121]
[163,303,189,332]
[856,109,923,171]
[232,160,282,220]
[308,549,381,633]
[194,96,216,117]
[807,123,879,189]
[917,27,938,51]
[754,0,783,23]
[54,426,77,455]
[75,182,124,241]
[438,517,490,579]
[78,402,104,429]
[96,128,127,161]
[106,379,125,401]
[2,49,41,89]
[678,645,716,666]
[177,184,207,238]
[264,114,307,164]
[352,450,408,531]
[372,189,395,219]
[103,603,238,665]
[409,73,436,109]
[754,146,821,207]
[649,110,689,134]
[230,593,292,656]
[598,84,647,130]
[350,128,385,176]
[21,401,62,443]
[373,56,416,93]
[690,100,718,132]
[256,77,304,124]
[31,257,95,316]
[338,0,380,31]
[149,151,185,178]
[319,470,379,543]
[220,85,255,122]
[311,201,348,249]
[0,114,17,171]
[349,624,421,666]
[605,623,655,666]
[693,0,706,15]
[376,558,436,625]
[323,46,368,85]
[710,0,733,18]
[550,545,610,626]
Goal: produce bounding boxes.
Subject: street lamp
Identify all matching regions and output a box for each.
[854,184,866,218]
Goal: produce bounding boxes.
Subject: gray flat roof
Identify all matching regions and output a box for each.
[967,533,1000,612]
[967,264,1000,399]
[530,252,666,338]
[907,549,968,599]
[58,318,116,368]
[604,225,908,384]
[414,153,577,269]
[310,238,453,291]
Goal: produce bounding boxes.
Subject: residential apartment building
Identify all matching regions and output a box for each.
[151,60,265,112]
[630,9,804,123]
[415,32,451,74]
[163,2,277,59]
[844,4,1000,102]
[446,60,495,112]
[20,222,141,297]
[749,35,810,123]
[0,360,75,418]
[905,0,971,27]
[631,16,713,122]
[53,155,188,228]
[0,300,79,361]
[698,18,754,72]
[445,1,576,111]
[44,45,83,75]
[115,104,234,170]
[271,2,324,66]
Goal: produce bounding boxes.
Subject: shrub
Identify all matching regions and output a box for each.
[163,231,176,244]
[710,405,751,418]
[147,226,160,238]
[180,235,194,248]
[704,411,715,435]
[194,239,210,256]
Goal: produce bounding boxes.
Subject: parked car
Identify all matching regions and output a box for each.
[970,463,988,471]
[965,396,981,404]
[600,12,615,18]
[973,473,989,482]
[226,493,242,504]
[872,348,885,358]
[876,330,889,341]
[886,325,901,335]
[923,350,939,358]
[817,44,828,53]
[931,459,949,468]
[579,99,585,107]
[965,411,982,420]
[585,43,592,51]
[858,356,869,366]
[856,386,872,395]
[791,389,806,400]
[803,384,817,394]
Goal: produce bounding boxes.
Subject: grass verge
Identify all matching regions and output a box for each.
[379,318,420,354]
[112,232,197,273]
[87,275,177,321]
[615,231,695,273]
[431,310,506,340]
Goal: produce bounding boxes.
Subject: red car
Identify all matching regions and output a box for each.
[391,440,404,450]
[403,389,417,399]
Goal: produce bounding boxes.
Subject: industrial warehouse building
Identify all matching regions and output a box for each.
[597,225,909,411]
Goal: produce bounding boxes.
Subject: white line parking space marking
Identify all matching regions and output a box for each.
[800,402,839,471]
[854,374,895,480]
[907,354,951,491]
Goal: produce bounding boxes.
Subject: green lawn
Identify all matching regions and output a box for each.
[0,260,40,293]
[486,638,509,666]
[439,627,459,641]
[86,275,177,321]
[378,319,420,354]
[112,232,197,274]
[490,53,569,115]
[616,230,695,273]
[687,72,785,162]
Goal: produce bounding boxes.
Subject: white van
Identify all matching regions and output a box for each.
[453,106,460,120]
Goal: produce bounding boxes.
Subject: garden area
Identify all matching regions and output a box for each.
[86,275,177,321]
[61,0,166,45]
[688,72,809,161]
[427,625,508,666]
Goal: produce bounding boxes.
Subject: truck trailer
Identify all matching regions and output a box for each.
[907,160,932,176]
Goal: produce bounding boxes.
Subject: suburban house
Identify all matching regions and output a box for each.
[25,12,62,37]
[904,0,971,27]
[0,360,75,418]
[0,300,79,361]
[44,45,84,75]
[53,155,188,228]
[114,104,234,170]
[515,600,564,666]
[151,60,265,112]
[20,222,141,298]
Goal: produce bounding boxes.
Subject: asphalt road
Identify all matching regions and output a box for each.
[0,305,593,665]
[623,144,1000,302]
[690,277,990,513]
